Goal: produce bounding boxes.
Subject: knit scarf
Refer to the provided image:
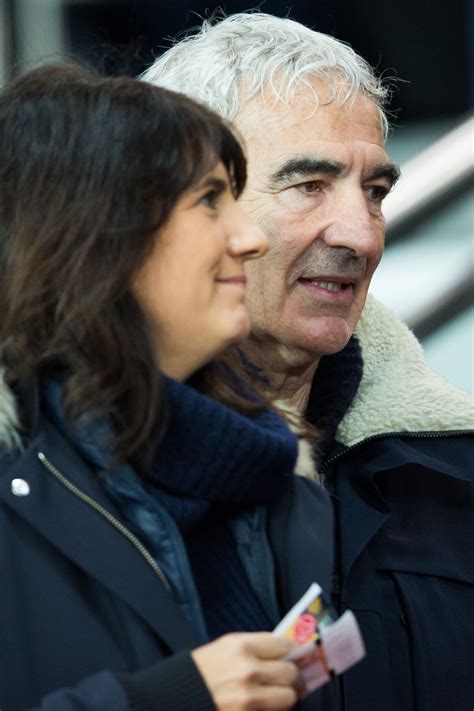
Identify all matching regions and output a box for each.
[143,378,297,526]
[307,335,363,466]
[41,375,299,639]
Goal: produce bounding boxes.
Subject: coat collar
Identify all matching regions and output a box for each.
[0,418,201,651]
[336,295,473,447]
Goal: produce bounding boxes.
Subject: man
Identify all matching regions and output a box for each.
[143,13,474,711]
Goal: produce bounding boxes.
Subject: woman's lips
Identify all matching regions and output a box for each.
[216,276,247,287]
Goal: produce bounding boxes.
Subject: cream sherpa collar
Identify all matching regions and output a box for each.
[337,294,473,447]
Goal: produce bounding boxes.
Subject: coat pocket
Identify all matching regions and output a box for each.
[393,571,474,711]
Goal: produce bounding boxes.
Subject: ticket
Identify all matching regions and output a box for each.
[273,583,365,694]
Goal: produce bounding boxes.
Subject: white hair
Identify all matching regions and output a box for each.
[142,12,390,139]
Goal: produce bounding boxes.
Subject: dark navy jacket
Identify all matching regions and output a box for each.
[0,413,334,710]
[324,433,474,711]
[312,296,474,711]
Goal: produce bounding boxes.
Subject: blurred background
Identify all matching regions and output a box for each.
[1,0,473,393]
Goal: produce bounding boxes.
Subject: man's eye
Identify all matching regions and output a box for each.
[294,180,324,195]
[366,185,390,202]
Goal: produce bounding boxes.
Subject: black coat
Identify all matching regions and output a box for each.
[325,431,474,711]
[0,414,334,711]
[313,296,474,711]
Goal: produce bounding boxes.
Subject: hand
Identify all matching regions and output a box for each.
[191,632,304,710]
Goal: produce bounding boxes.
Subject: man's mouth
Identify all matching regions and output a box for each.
[298,277,354,293]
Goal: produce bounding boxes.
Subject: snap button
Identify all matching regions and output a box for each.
[11,478,30,496]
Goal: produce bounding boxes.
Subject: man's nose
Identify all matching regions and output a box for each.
[321,190,384,259]
[227,205,268,261]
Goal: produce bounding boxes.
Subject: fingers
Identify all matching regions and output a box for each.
[249,659,301,687]
[235,684,298,710]
[191,633,303,710]
[202,680,299,711]
[244,659,307,704]
[230,632,294,659]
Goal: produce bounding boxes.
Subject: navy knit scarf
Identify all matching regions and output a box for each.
[42,375,299,640]
[145,379,300,638]
[143,378,297,524]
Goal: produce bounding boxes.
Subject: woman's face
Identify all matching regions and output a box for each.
[132,162,268,381]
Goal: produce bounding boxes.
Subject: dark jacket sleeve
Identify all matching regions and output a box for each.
[118,651,216,711]
[30,670,129,711]
[29,654,215,711]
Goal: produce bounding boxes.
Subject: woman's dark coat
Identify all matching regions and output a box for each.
[0,378,334,711]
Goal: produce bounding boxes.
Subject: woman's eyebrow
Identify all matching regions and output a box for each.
[197,176,228,192]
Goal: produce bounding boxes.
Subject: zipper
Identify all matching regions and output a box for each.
[320,429,472,476]
[37,451,172,592]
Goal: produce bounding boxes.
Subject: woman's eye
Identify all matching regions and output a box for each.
[200,189,220,209]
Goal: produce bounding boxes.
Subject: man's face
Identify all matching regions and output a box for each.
[236,82,398,364]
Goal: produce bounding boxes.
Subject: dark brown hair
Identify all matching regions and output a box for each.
[0,63,256,461]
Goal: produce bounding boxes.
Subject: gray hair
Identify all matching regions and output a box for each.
[142,12,391,139]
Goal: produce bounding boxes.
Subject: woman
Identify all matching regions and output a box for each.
[0,65,334,710]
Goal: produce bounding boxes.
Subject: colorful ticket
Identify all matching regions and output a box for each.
[273,583,366,694]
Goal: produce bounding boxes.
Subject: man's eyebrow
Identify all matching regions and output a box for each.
[268,158,344,187]
[366,163,401,187]
[268,158,402,190]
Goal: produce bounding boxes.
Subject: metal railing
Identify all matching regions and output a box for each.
[405,268,473,339]
[383,116,474,339]
[384,116,474,236]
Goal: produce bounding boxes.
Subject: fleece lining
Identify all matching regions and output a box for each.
[337,295,473,447]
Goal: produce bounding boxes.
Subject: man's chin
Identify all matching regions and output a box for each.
[281,315,356,360]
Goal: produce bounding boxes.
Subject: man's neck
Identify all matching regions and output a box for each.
[240,339,320,415]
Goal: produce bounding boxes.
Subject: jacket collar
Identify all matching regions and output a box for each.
[336,295,473,447]
[0,418,201,651]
